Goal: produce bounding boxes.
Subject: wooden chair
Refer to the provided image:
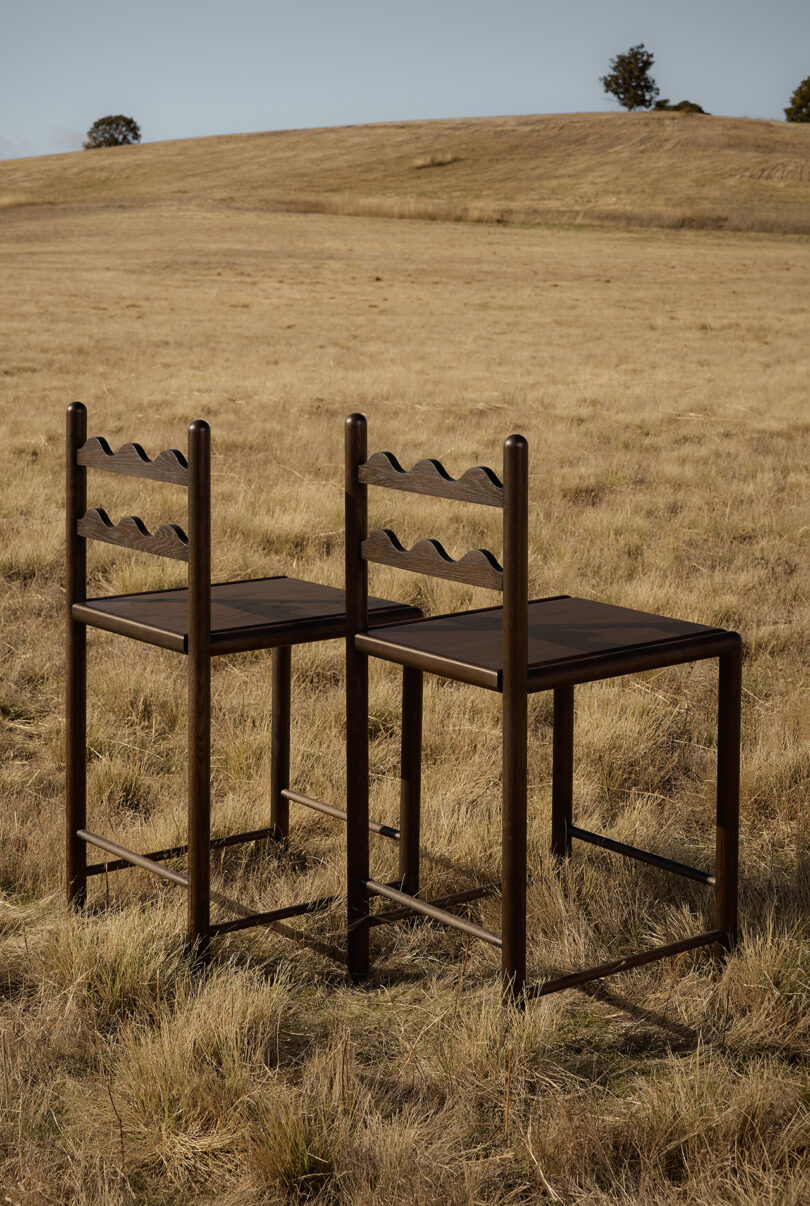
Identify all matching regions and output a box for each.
[344,413,742,1001]
[66,403,420,952]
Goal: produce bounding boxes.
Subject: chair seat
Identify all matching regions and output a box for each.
[73,575,422,655]
[356,594,738,691]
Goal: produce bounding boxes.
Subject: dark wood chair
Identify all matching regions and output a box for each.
[344,412,742,1001]
[66,403,420,953]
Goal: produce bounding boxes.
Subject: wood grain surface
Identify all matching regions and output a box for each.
[77,436,189,485]
[73,575,421,654]
[357,595,734,691]
[359,450,503,507]
[362,527,504,590]
[77,507,190,561]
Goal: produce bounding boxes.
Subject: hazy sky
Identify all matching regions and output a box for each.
[2,0,808,161]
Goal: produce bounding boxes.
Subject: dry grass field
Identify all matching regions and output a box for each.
[1,114,809,1203]
[2,110,810,234]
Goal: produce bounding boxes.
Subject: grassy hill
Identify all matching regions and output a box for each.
[2,110,810,233]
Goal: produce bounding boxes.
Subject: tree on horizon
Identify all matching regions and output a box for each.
[601,44,660,111]
[784,76,810,122]
[83,115,141,149]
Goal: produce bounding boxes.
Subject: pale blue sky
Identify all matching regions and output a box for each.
[1,0,808,160]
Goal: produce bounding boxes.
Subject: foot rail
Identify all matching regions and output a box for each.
[282,788,400,840]
[368,882,499,928]
[568,825,715,885]
[85,825,277,876]
[525,930,724,999]
[364,877,502,947]
[78,829,336,938]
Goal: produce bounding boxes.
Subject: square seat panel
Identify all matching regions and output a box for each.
[356,594,738,691]
[73,576,422,655]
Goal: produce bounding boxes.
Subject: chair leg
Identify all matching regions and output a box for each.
[715,642,742,952]
[398,666,423,896]
[346,645,370,981]
[502,689,528,1000]
[551,685,574,863]
[270,645,291,844]
[187,651,211,957]
[66,619,86,909]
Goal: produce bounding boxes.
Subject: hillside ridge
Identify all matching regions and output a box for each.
[2,111,809,234]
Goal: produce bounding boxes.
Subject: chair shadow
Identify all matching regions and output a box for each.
[575,978,701,1051]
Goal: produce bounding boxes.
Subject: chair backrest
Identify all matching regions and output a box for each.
[344,412,528,677]
[66,403,211,645]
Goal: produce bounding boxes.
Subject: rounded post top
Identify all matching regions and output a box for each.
[503,434,528,511]
[345,413,367,465]
[66,401,87,444]
[187,419,210,437]
[503,434,529,476]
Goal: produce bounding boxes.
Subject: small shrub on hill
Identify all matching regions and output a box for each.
[411,152,462,170]
[655,98,708,114]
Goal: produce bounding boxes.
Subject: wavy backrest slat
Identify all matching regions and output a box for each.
[359,451,503,508]
[77,508,189,562]
[77,437,189,486]
[362,528,503,591]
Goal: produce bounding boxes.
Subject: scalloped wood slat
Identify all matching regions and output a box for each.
[362,527,503,590]
[77,436,189,485]
[77,507,189,561]
[358,450,503,507]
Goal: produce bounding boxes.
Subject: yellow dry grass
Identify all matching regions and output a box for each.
[2,110,810,233]
[0,117,809,1203]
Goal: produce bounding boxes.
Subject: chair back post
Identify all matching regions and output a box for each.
[186,419,211,952]
[715,640,742,949]
[345,412,371,979]
[66,402,88,907]
[501,433,529,999]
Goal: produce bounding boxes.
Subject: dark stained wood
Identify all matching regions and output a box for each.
[501,434,529,998]
[551,686,574,861]
[79,829,190,888]
[363,528,504,591]
[70,404,425,962]
[281,788,400,839]
[359,450,504,507]
[356,595,734,692]
[78,436,189,485]
[81,824,340,940]
[208,896,337,937]
[85,825,278,876]
[568,825,716,885]
[186,419,211,954]
[345,413,371,981]
[270,645,291,842]
[78,507,189,561]
[73,576,421,654]
[66,402,87,910]
[715,641,742,950]
[525,930,724,999]
[80,826,339,943]
[368,882,499,928]
[533,631,740,693]
[398,666,423,894]
[364,878,503,946]
[345,411,742,1011]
